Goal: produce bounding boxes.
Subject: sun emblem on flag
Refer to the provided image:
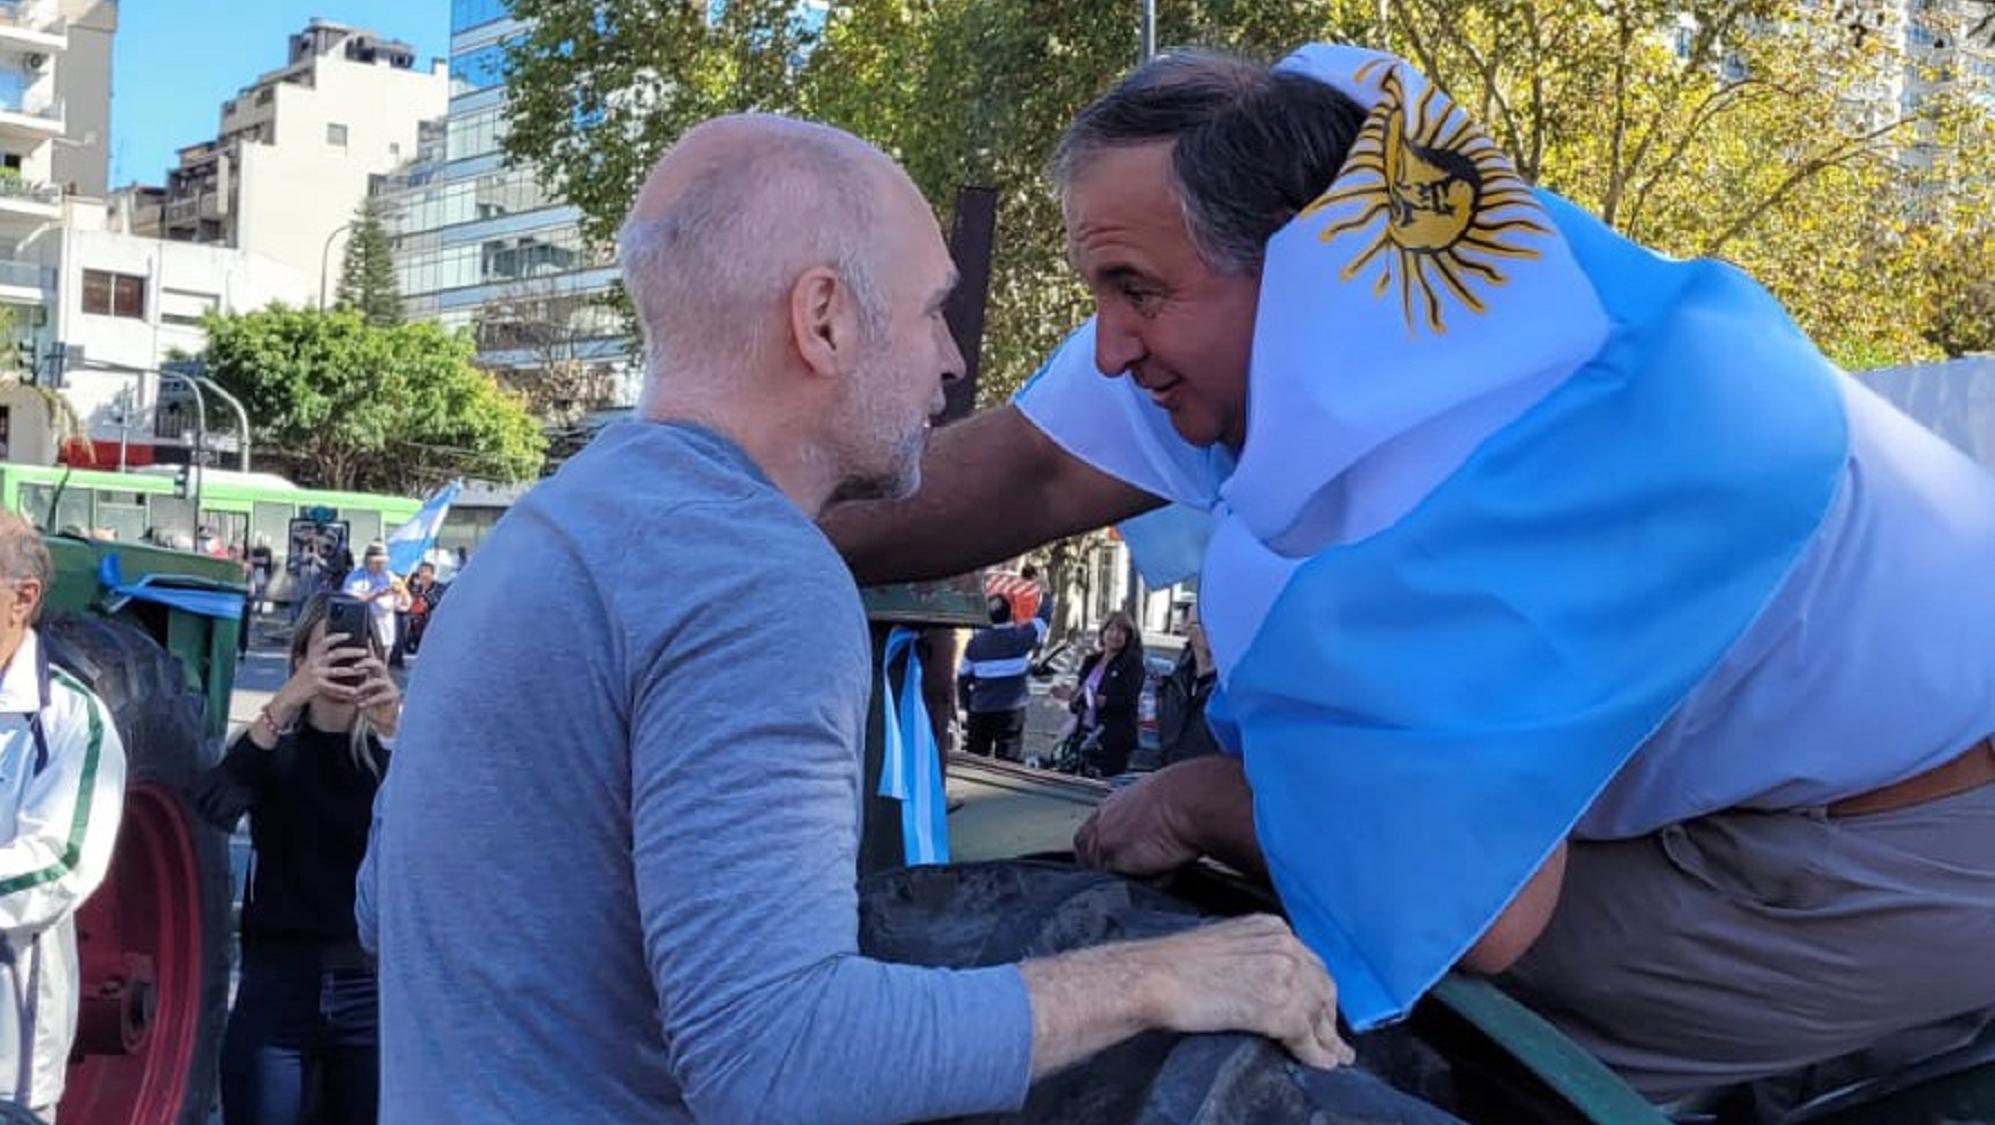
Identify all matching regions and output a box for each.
[1300,61,1550,335]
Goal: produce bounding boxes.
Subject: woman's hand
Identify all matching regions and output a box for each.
[349,654,402,737]
[277,629,370,714]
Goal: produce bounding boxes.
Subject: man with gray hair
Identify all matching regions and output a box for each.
[362,114,1350,1124]
[828,43,1995,1105]
[0,511,127,1120]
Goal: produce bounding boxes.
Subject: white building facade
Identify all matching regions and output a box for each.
[0,0,74,361]
[38,201,309,468]
[128,21,446,300]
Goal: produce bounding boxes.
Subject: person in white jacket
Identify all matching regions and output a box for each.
[0,512,126,1121]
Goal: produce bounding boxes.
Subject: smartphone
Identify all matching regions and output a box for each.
[325,596,371,685]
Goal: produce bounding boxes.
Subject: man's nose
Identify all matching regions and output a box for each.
[1094,308,1145,379]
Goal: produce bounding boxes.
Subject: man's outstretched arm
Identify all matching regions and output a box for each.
[824,405,1163,585]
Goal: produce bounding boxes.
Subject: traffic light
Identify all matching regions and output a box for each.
[172,464,191,500]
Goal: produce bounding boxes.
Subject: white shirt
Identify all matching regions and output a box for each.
[0,630,128,1108]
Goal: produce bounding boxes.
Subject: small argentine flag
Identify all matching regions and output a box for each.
[386,481,461,577]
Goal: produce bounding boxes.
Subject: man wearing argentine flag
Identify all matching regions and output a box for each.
[831,44,1995,1099]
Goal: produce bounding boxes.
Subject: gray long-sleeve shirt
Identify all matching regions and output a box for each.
[360,421,1034,1123]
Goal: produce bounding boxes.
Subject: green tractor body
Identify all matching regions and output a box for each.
[39,535,242,1125]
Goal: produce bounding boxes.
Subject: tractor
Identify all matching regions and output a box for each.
[37,534,240,1125]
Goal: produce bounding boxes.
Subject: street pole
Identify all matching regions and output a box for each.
[1127,0,1158,626]
[195,375,251,471]
[80,360,212,542]
[157,369,208,542]
[319,221,355,311]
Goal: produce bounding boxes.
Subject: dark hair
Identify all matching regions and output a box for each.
[1052,49,1368,273]
[1021,564,1039,580]
[987,594,1013,625]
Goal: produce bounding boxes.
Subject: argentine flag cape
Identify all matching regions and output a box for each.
[1016,45,1850,1029]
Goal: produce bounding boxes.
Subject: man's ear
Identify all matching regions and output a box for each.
[789,266,859,380]
[12,579,40,627]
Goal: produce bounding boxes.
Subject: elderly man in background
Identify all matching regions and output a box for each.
[361,115,1354,1124]
[0,511,126,1121]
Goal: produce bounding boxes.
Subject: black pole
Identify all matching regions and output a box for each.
[939,185,998,424]
[855,185,1002,878]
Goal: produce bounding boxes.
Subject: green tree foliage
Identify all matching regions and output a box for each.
[336,201,405,328]
[198,306,545,493]
[503,0,1991,398]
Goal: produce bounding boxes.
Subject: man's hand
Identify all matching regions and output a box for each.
[1075,755,1260,877]
[1018,913,1351,1076]
[1139,915,1352,1068]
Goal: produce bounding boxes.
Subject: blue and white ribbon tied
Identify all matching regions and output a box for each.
[878,627,949,866]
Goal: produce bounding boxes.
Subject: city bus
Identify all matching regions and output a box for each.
[0,461,423,598]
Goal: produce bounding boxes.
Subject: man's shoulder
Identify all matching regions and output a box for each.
[44,661,116,749]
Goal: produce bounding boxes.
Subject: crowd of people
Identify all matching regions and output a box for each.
[3,35,1990,1125]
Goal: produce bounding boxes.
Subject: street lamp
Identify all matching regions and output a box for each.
[319,220,356,311]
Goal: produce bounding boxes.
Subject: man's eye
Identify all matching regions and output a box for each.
[1122,285,1159,308]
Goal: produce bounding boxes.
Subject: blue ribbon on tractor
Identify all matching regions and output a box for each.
[878,627,949,866]
[97,553,248,621]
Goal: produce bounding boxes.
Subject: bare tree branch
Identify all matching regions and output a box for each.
[1421,0,1530,164]
[1602,0,1638,223]
[1623,76,1772,238]
[1701,113,1914,254]
[1524,0,1549,180]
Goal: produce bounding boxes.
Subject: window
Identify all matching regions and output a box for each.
[328,123,349,147]
[82,269,146,319]
[19,483,90,535]
[451,0,511,33]
[96,491,149,544]
[450,42,514,96]
[445,107,506,161]
[160,288,219,327]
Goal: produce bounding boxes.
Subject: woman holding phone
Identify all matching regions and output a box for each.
[193,594,400,1125]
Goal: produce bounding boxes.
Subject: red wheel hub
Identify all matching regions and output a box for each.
[64,783,208,1125]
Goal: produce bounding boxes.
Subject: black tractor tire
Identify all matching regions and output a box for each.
[47,612,232,1125]
[858,860,1463,1124]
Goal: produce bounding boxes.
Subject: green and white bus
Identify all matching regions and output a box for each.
[0,462,421,595]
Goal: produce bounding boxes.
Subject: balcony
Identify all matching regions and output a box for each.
[0,172,57,223]
[162,191,225,231]
[0,0,64,52]
[0,92,60,140]
[0,255,51,303]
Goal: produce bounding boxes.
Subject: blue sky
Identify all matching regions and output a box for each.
[109,2,450,189]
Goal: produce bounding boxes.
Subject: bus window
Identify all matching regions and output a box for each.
[148,495,195,548]
[20,483,92,535]
[201,510,249,553]
[343,509,383,550]
[96,490,149,543]
[252,501,293,560]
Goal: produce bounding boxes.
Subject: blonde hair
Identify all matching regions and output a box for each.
[289,594,386,778]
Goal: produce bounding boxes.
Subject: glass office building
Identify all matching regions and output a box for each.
[381,0,632,401]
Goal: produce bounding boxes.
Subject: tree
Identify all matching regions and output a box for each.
[506,0,1342,404]
[475,279,629,468]
[336,201,404,328]
[198,305,545,493]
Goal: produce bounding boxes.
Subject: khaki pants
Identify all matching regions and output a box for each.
[1503,782,1995,1101]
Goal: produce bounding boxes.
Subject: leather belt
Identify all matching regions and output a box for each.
[1827,736,1995,817]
